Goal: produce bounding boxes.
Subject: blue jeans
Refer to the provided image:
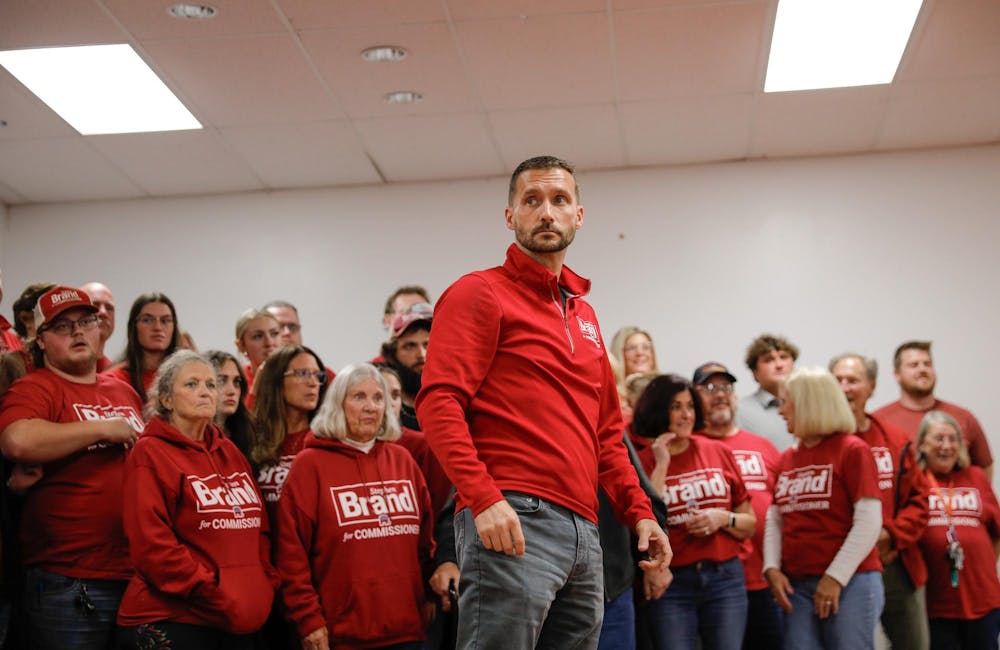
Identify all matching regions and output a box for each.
[598,587,635,650]
[24,566,127,650]
[744,586,783,649]
[785,570,884,650]
[649,556,748,650]
[929,608,1000,650]
[454,492,604,649]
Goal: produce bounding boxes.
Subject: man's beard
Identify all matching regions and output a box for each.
[515,222,574,254]
[706,406,733,428]
[396,361,423,399]
[902,377,935,399]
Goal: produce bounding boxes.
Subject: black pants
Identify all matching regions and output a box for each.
[117,622,255,650]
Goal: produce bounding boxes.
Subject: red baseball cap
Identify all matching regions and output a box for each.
[34,285,97,330]
[391,302,433,339]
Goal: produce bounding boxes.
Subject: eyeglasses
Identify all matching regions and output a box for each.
[284,369,327,384]
[698,383,734,395]
[43,314,100,336]
[279,323,302,334]
[137,314,174,327]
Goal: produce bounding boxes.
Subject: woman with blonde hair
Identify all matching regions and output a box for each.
[608,327,659,423]
[764,367,883,649]
[276,363,433,650]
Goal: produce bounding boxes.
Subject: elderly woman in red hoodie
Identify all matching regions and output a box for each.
[276,362,434,650]
[117,350,278,649]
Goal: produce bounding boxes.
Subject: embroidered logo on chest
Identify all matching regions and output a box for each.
[576,316,601,348]
[330,479,420,527]
[929,487,982,517]
[733,450,768,490]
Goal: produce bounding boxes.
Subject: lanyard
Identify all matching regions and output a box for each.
[926,470,963,587]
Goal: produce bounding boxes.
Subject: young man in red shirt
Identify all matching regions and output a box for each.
[417,155,671,648]
[0,286,143,649]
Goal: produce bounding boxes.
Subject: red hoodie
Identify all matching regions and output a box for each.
[416,244,655,527]
[276,435,434,648]
[118,417,278,634]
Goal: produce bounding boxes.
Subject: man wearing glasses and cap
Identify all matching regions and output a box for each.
[0,286,143,649]
[380,302,432,431]
[693,361,784,650]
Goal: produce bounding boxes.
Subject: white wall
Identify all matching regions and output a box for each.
[3,144,999,464]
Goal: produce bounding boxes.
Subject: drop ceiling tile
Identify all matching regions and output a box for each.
[456,13,615,111]
[221,121,382,187]
[143,34,343,126]
[615,2,767,101]
[621,94,754,165]
[488,105,625,171]
[103,0,287,40]
[900,0,1000,81]
[751,86,889,157]
[277,0,446,30]
[447,0,605,21]
[300,23,476,118]
[0,0,125,49]
[87,130,265,196]
[879,77,1000,149]
[0,138,142,203]
[355,113,503,181]
[0,69,77,140]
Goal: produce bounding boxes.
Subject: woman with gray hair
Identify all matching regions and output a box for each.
[275,363,434,650]
[763,367,884,649]
[917,410,1000,649]
[117,350,278,648]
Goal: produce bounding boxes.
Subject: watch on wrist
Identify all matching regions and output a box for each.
[729,512,736,529]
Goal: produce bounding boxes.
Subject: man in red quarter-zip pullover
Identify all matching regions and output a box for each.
[417,155,671,649]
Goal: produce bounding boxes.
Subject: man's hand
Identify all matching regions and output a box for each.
[429,561,460,612]
[302,626,329,650]
[642,565,673,600]
[876,528,898,565]
[474,500,525,557]
[635,518,671,572]
[764,567,793,613]
[103,417,138,448]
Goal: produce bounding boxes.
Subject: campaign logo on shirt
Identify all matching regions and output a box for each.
[732,450,769,491]
[330,479,420,527]
[870,447,894,490]
[257,454,295,503]
[774,464,832,512]
[929,487,982,518]
[576,316,601,349]
[662,468,730,524]
[189,471,263,515]
[72,403,144,448]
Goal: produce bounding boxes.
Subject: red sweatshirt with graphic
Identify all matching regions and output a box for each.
[118,417,278,634]
[416,244,655,527]
[276,435,434,648]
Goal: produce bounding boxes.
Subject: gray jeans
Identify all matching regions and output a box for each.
[454,492,604,650]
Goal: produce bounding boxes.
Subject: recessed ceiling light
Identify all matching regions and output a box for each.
[362,46,408,63]
[167,4,217,20]
[0,44,202,135]
[765,0,924,93]
[384,91,423,105]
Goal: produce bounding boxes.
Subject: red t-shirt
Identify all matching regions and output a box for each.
[0,316,22,353]
[920,465,1000,619]
[773,432,882,578]
[641,436,749,567]
[102,365,156,399]
[874,400,993,471]
[698,429,779,590]
[0,368,143,579]
[256,429,310,522]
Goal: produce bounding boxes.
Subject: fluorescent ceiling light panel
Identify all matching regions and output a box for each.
[765,0,924,93]
[0,44,201,135]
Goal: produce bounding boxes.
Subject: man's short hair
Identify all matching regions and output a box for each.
[11,282,57,338]
[828,353,878,383]
[383,286,431,317]
[262,300,298,315]
[744,333,799,371]
[893,340,932,370]
[507,155,579,205]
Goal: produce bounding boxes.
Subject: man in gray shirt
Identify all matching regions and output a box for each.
[735,333,798,451]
